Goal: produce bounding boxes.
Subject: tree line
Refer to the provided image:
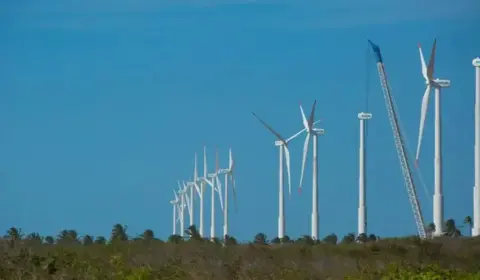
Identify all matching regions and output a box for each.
[3,216,472,246]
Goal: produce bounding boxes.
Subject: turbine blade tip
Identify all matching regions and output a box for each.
[415,160,419,168]
[418,43,421,48]
[298,188,302,194]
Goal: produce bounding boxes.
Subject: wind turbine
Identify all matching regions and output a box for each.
[415,39,451,237]
[182,181,193,227]
[358,112,372,236]
[473,57,480,237]
[222,148,237,239]
[298,100,325,241]
[170,190,181,235]
[253,112,321,239]
[193,146,209,238]
[207,148,224,239]
[177,182,186,237]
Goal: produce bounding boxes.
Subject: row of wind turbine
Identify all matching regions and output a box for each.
[170,147,237,239]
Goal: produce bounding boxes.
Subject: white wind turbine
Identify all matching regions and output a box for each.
[170,190,181,235]
[415,39,451,237]
[221,148,237,239]
[357,112,372,236]
[298,100,325,241]
[177,182,187,237]
[192,146,209,238]
[474,57,480,237]
[182,181,194,227]
[206,148,224,239]
[253,112,321,239]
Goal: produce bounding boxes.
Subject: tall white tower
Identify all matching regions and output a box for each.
[358,112,372,236]
[473,57,480,237]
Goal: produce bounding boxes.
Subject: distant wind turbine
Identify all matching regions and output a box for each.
[415,39,450,237]
[170,189,181,235]
[298,100,325,241]
[207,148,224,239]
[222,148,237,239]
[357,112,372,236]
[473,57,480,237]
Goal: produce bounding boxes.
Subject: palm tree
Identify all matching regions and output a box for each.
[44,236,55,245]
[271,237,280,244]
[25,233,42,245]
[6,227,23,241]
[141,229,154,241]
[167,234,183,244]
[83,235,94,246]
[464,216,473,236]
[110,224,128,242]
[94,236,107,245]
[322,233,338,245]
[185,225,202,241]
[280,235,292,244]
[367,234,378,242]
[445,219,461,237]
[224,235,237,245]
[296,235,315,246]
[57,229,79,244]
[253,233,267,245]
[341,233,355,244]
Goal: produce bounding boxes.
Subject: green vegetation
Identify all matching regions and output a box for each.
[2,218,480,279]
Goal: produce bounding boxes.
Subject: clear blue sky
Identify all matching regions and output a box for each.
[1,0,479,241]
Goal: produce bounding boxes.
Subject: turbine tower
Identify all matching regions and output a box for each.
[298,100,325,241]
[207,148,224,239]
[177,184,186,237]
[170,190,180,235]
[222,148,237,239]
[415,39,451,237]
[473,57,480,237]
[194,148,208,238]
[253,112,318,239]
[358,112,372,236]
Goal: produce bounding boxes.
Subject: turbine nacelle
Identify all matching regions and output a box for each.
[274,140,286,146]
[313,128,325,135]
[432,78,451,88]
[358,112,372,120]
[473,57,480,67]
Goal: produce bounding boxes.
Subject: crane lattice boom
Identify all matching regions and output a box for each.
[368,40,427,239]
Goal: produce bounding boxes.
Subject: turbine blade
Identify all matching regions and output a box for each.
[299,133,311,193]
[283,145,292,199]
[252,112,287,144]
[231,172,238,213]
[285,119,323,143]
[307,100,317,129]
[415,85,432,166]
[194,152,198,181]
[427,38,436,80]
[300,104,309,130]
[216,176,224,210]
[418,43,428,81]
[184,191,191,211]
[203,146,207,177]
[216,147,219,174]
[229,148,234,171]
[173,189,179,201]
[194,182,201,197]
